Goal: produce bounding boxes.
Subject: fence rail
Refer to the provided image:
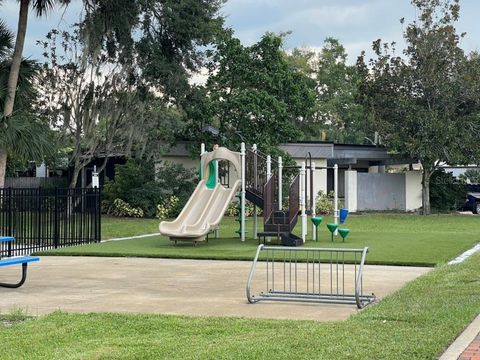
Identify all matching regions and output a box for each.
[5,177,68,189]
[0,188,101,257]
[246,245,376,309]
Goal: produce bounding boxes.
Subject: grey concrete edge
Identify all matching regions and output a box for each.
[438,314,480,360]
[448,243,480,265]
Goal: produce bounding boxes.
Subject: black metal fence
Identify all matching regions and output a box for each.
[0,188,101,257]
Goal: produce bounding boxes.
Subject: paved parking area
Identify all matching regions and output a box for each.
[0,256,430,321]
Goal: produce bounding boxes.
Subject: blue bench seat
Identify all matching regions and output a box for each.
[0,236,15,243]
[0,256,39,267]
[0,256,39,288]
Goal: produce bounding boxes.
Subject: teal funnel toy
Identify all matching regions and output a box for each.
[311,217,323,241]
[326,223,338,242]
[338,228,350,242]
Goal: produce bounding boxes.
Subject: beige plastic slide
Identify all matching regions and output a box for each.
[159,179,241,243]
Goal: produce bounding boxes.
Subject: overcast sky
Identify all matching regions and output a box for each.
[1,0,480,63]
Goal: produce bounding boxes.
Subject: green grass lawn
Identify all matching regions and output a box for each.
[101,216,160,239]
[43,214,480,266]
[2,253,479,360]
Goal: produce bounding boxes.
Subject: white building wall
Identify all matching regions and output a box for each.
[293,158,327,206]
[344,170,357,212]
[405,171,422,211]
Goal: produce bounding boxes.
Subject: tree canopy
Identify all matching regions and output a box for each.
[357,0,480,214]
[184,32,317,152]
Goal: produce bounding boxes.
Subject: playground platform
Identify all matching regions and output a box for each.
[0,256,430,321]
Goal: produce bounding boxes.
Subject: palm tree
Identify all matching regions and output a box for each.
[3,0,70,117]
[0,19,51,187]
[0,0,70,187]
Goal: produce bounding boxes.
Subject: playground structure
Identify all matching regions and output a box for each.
[245,146,343,245]
[246,245,376,308]
[160,143,343,245]
[159,145,244,244]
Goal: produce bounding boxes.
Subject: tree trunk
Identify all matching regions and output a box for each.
[69,162,82,189]
[0,147,7,189]
[421,168,433,215]
[3,0,29,117]
[0,0,29,188]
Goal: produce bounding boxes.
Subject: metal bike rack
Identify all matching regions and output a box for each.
[246,245,376,309]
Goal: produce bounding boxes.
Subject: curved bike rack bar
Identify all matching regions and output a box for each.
[246,245,376,309]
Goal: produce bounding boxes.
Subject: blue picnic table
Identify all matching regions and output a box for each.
[0,237,39,288]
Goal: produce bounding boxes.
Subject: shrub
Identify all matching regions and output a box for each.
[103,159,196,218]
[109,199,144,218]
[430,169,467,212]
[315,190,335,214]
[156,195,180,220]
[224,200,259,217]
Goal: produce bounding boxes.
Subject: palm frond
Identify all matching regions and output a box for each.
[0,20,14,59]
[0,112,53,162]
[31,0,71,16]
[0,58,39,113]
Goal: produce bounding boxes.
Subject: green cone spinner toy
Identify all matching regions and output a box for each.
[311,217,323,241]
[338,228,350,242]
[326,223,338,242]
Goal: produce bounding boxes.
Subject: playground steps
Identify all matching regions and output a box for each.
[245,153,302,246]
[257,231,303,247]
[280,233,303,247]
[264,210,291,233]
[245,189,263,208]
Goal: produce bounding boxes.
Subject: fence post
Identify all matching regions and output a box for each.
[54,187,59,248]
[97,188,101,242]
[7,188,12,257]
[7,188,12,238]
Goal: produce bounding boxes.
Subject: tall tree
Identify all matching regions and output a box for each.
[80,0,224,106]
[288,39,369,143]
[1,0,70,187]
[0,20,51,184]
[185,32,316,150]
[459,169,480,184]
[358,0,480,214]
[38,28,182,188]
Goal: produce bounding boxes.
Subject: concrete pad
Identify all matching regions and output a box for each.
[0,257,431,321]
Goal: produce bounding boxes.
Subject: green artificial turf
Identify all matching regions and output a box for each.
[1,253,479,360]
[100,216,161,239]
[42,214,480,266]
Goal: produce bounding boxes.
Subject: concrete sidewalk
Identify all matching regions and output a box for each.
[440,314,480,360]
[0,256,430,321]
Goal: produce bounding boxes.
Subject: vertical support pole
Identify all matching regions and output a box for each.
[300,162,306,243]
[334,163,339,236]
[252,144,257,240]
[266,155,272,180]
[278,156,283,211]
[240,142,246,241]
[311,162,316,241]
[266,155,272,243]
[200,143,206,180]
